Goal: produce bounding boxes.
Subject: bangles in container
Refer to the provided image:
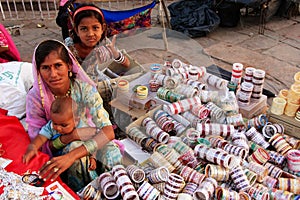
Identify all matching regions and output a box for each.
[247,186,269,200]
[243,168,258,186]
[205,164,230,182]
[269,133,293,156]
[148,151,175,173]
[82,185,101,200]
[244,127,270,149]
[162,96,201,115]
[179,165,206,185]
[193,177,218,200]
[111,165,139,200]
[268,150,286,166]
[98,172,119,200]
[247,147,270,165]
[231,129,249,151]
[229,165,251,192]
[162,173,185,200]
[137,181,160,200]
[246,161,268,183]
[215,186,240,200]
[269,188,294,200]
[196,123,235,138]
[205,102,226,122]
[262,175,277,189]
[264,162,283,179]
[126,165,146,184]
[174,84,199,98]
[142,117,170,144]
[182,182,198,196]
[147,166,169,184]
[277,177,300,194]
[286,149,300,172]
[127,126,148,146]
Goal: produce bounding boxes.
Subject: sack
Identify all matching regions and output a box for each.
[168,0,220,37]
[216,2,241,27]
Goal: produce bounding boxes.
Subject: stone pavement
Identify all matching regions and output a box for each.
[2,14,300,102]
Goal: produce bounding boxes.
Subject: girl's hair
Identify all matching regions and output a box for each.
[35,40,76,79]
[71,4,107,44]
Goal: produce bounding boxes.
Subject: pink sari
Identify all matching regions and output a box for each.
[0,23,21,63]
[26,39,95,155]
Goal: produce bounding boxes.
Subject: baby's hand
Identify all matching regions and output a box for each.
[89,156,97,170]
[22,144,38,164]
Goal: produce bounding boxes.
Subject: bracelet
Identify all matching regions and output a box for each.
[95,127,101,135]
[83,139,98,155]
[114,52,125,64]
[52,136,67,149]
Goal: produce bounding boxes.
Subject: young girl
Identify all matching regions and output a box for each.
[65,3,130,83]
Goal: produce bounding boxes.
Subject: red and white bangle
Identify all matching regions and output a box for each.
[98,172,119,199]
[286,149,300,172]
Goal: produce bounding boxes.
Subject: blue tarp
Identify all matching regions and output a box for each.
[102,1,157,23]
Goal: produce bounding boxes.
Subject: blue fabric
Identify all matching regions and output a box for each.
[102,0,157,23]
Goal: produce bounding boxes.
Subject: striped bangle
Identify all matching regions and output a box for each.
[114,52,125,64]
[52,136,66,149]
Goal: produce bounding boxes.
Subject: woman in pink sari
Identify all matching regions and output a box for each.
[0,23,21,63]
[25,39,122,191]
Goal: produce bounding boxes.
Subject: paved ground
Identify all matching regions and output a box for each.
[2,12,300,103]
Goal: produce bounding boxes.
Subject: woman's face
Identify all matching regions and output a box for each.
[76,16,104,48]
[39,50,70,94]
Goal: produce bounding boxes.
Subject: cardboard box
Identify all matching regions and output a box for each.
[239,95,268,119]
[268,111,300,139]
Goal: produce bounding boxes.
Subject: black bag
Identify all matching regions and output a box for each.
[168,0,220,37]
[216,2,241,27]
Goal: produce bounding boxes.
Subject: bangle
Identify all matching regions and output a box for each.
[52,136,67,149]
[114,52,125,64]
[83,139,98,155]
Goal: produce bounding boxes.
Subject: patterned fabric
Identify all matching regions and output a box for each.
[106,8,153,37]
[0,23,21,63]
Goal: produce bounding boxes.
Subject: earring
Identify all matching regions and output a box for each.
[68,71,73,78]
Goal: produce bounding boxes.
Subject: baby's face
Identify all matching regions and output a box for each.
[51,112,76,134]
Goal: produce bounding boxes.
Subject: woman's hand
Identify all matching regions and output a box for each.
[22,144,38,164]
[39,153,75,181]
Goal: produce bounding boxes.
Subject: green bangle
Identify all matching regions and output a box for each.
[83,139,98,155]
[52,136,67,149]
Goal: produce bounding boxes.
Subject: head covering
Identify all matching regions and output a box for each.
[30,39,95,122]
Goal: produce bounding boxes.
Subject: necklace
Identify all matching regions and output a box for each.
[54,88,71,99]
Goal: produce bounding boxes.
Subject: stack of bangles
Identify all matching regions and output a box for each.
[114,51,126,64]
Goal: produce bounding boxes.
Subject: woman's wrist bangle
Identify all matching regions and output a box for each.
[83,139,98,155]
[52,136,67,150]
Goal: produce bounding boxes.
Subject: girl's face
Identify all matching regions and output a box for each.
[39,50,71,95]
[76,16,104,48]
[51,112,76,134]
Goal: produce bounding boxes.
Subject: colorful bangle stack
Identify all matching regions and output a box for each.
[269,188,294,200]
[269,133,293,156]
[202,73,228,90]
[174,84,198,98]
[52,136,66,149]
[229,165,251,192]
[193,177,218,200]
[182,182,198,196]
[98,172,119,200]
[184,79,207,91]
[117,79,129,91]
[196,123,235,138]
[111,165,139,200]
[251,69,265,102]
[82,185,101,200]
[270,97,287,115]
[262,175,278,188]
[148,151,175,173]
[231,130,249,151]
[161,173,186,200]
[205,164,230,182]
[237,81,254,107]
[286,149,300,172]
[179,165,206,185]
[147,166,169,184]
[282,134,300,149]
[142,117,170,144]
[136,181,160,200]
[246,161,268,183]
[267,150,286,166]
[136,85,148,100]
[231,63,244,86]
[205,102,226,121]
[277,177,300,194]
[247,147,270,165]
[244,168,258,186]
[127,126,148,146]
[247,185,269,200]
[264,162,283,178]
[163,96,201,115]
[244,127,270,149]
[114,51,126,64]
[126,164,145,184]
[243,67,255,82]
